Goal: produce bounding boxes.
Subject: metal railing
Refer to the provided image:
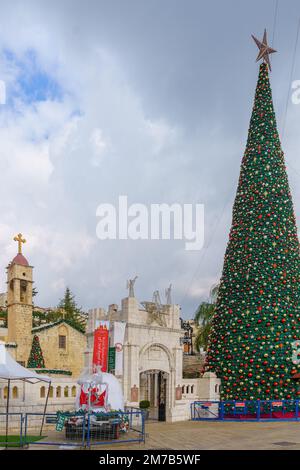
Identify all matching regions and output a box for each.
[1,410,146,448]
[0,412,23,448]
[191,400,300,421]
[87,410,145,447]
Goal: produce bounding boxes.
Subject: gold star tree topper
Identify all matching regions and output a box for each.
[252,29,277,71]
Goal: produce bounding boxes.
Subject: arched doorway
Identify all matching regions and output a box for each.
[140,370,168,421]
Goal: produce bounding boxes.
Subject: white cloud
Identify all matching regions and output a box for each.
[145,118,178,154]
[89,128,108,167]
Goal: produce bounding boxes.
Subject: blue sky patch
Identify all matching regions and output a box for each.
[2,48,63,107]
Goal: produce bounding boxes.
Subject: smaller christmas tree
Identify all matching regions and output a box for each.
[27,335,45,368]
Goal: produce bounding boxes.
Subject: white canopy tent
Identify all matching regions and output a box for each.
[0,342,51,442]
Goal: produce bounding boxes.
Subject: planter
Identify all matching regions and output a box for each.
[140,409,150,420]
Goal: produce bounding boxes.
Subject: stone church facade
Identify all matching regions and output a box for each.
[86,291,221,422]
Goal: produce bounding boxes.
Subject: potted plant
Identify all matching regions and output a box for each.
[139,400,150,420]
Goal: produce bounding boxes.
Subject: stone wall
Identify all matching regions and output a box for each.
[35,323,86,377]
[0,377,79,431]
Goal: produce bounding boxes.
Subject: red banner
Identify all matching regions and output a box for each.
[93,325,109,372]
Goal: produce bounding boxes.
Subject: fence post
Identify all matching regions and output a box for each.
[20,413,24,448]
[86,412,91,449]
[256,401,260,421]
[218,401,222,420]
[24,413,28,447]
[142,410,145,443]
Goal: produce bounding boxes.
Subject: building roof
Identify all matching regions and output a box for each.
[32,318,85,335]
[11,253,29,267]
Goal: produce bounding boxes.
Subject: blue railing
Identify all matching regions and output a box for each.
[0,410,145,448]
[191,400,300,421]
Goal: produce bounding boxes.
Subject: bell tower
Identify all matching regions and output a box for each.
[7,233,33,365]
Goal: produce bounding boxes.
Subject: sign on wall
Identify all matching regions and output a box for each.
[108,347,116,373]
[113,321,126,376]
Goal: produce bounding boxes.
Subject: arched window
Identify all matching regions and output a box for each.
[20,280,27,303]
[12,386,18,399]
[191,385,194,394]
[58,325,68,350]
[186,385,190,394]
[3,386,8,399]
[56,386,61,398]
[40,386,45,398]
[64,386,69,398]
[182,386,185,394]
[215,384,218,393]
[49,386,53,398]
[71,386,77,397]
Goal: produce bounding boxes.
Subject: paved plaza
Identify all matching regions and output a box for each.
[22,420,300,451]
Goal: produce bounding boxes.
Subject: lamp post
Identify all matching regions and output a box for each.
[180,318,194,355]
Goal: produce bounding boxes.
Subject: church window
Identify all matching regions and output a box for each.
[3,386,8,399]
[191,385,194,394]
[59,335,66,349]
[64,386,69,397]
[56,386,61,398]
[20,280,27,303]
[71,386,77,397]
[12,386,18,399]
[186,385,190,394]
[40,386,45,398]
[49,386,53,398]
[182,386,185,394]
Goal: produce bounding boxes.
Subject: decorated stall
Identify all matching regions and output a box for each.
[57,321,128,441]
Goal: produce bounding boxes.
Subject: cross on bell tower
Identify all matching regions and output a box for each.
[7,234,34,365]
[13,233,26,254]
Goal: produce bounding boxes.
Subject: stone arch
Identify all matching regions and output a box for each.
[139,342,173,373]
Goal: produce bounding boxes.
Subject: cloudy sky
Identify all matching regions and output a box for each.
[0,0,300,316]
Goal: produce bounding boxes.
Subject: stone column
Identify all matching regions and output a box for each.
[147,373,151,402]
[154,372,158,407]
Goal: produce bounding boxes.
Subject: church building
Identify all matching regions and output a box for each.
[2,233,86,377]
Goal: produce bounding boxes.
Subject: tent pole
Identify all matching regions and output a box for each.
[40,381,51,436]
[5,379,10,448]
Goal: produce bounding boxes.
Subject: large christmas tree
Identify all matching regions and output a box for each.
[206,36,300,401]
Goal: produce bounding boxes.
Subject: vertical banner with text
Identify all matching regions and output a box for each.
[113,321,126,376]
[93,321,110,372]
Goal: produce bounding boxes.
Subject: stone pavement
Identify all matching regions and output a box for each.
[25,420,300,450]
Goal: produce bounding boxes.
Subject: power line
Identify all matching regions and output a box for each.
[272,0,279,47]
[179,182,235,308]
